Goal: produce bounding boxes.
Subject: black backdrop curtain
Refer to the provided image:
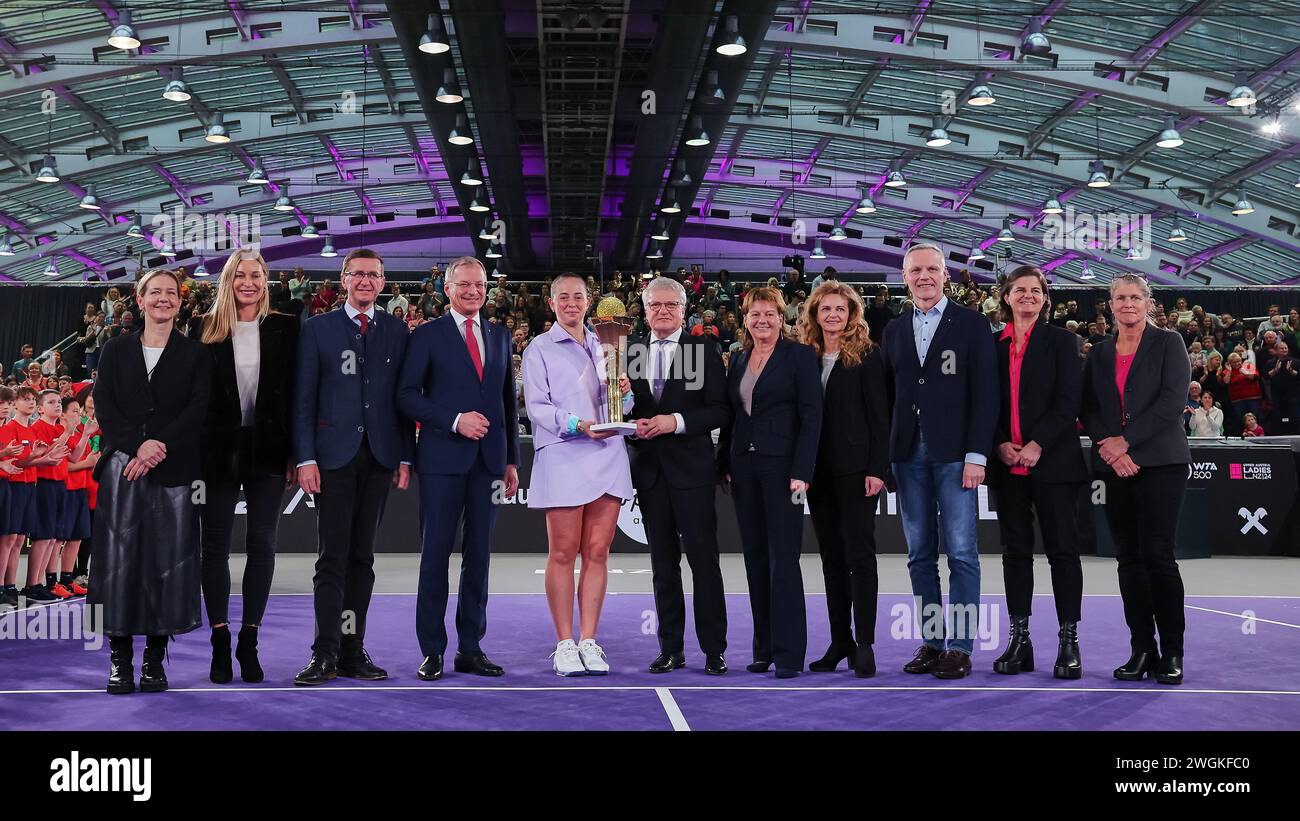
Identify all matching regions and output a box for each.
[0,286,106,382]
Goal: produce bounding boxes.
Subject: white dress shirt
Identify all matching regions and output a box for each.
[450,308,486,436]
[643,327,686,434]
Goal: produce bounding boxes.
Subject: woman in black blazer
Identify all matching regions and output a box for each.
[800,282,888,677]
[1082,274,1191,685]
[197,250,299,684]
[90,268,211,694]
[718,286,822,679]
[988,266,1090,679]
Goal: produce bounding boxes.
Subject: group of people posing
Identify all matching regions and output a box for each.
[82,240,1190,695]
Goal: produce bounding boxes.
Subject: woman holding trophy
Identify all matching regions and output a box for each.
[522,272,634,676]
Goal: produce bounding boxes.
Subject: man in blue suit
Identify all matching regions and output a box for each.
[398,256,519,681]
[882,241,998,680]
[293,248,414,686]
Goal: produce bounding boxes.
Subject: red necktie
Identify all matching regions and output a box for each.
[358,313,370,335]
[465,318,483,381]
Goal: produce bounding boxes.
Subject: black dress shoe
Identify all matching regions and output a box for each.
[903,645,943,674]
[853,643,876,678]
[704,654,728,676]
[417,655,443,681]
[808,642,854,673]
[107,637,134,695]
[337,648,387,680]
[745,659,773,673]
[209,626,233,685]
[454,651,504,677]
[294,653,338,686]
[1113,650,1160,681]
[1053,622,1082,680]
[993,616,1034,675]
[774,668,800,679]
[932,650,972,680]
[1154,654,1183,685]
[649,652,686,674]
[139,637,169,693]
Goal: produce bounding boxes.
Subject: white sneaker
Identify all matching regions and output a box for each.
[578,638,609,675]
[552,639,585,677]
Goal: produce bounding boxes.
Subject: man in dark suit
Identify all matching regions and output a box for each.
[293,248,414,686]
[398,256,519,681]
[882,242,998,680]
[625,277,732,675]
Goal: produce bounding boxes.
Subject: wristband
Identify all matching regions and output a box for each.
[566,415,581,435]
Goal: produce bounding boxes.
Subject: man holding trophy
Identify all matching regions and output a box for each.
[520,273,634,676]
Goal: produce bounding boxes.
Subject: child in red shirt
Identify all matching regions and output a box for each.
[58,395,97,596]
[0,387,22,608]
[29,390,74,599]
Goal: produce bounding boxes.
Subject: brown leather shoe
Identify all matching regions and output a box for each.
[932,650,972,679]
[903,645,943,674]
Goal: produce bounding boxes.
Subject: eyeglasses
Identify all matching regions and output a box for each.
[450,281,487,291]
[647,301,683,313]
[344,270,383,280]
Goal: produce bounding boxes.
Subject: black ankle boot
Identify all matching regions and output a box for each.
[808,641,854,672]
[1155,654,1183,685]
[107,636,135,695]
[140,636,169,692]
[236,625,264,683]
[1054,621,1082,679]
[853,642,876,678]
[1114,649,1160,681]
[210,626,233,684]
[993,616,1033,674]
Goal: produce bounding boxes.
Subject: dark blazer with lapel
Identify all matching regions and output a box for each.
[93,328,211,487]
[817,346,890,479]
[293,306,415,472]
[1081,323,1192,472]
[988,320,1089,485]
[625,332,731,490]
[717,336,823,482]
[882,299,999,464]
[199,311,299,482]
[396,311,519,475]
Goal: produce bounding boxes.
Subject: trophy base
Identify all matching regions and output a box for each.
[589,422,638,436]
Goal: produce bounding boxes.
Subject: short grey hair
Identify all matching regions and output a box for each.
[446,255,486,284]
[641,276,687,308]
[901,241,947,269]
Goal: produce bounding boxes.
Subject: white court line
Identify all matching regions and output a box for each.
[2,683,1298,697]
[655,687,691,731]
[1184,605,1300,630]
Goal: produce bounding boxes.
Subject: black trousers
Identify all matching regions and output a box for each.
[807,467,879,646]
[638,471,727,656]
[991,475,1084,623]
[311,441,393,659]
[731,452,806,670]
[200,429,284,627]
[1103,464,1187,656]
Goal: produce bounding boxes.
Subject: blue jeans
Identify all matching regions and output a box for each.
[893,437,982,654]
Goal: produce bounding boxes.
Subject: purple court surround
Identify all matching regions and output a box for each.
[1,593,1296,731]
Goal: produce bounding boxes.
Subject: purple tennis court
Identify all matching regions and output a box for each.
[2,591,1296,731]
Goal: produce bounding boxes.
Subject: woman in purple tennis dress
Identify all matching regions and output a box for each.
[522,272,633,676]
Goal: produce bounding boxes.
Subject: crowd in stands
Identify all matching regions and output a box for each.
[5,263,1299,438]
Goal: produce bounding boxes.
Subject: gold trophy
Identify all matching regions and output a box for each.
[589,296,637,434]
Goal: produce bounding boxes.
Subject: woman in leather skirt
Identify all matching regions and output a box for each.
[89,268,211,694]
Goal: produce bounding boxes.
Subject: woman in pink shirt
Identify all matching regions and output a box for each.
[1081,275,1191,686]
[988,266,1089,679]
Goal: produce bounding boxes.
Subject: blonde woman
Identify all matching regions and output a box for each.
[196,249,299,684]
[800,282,888,677]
